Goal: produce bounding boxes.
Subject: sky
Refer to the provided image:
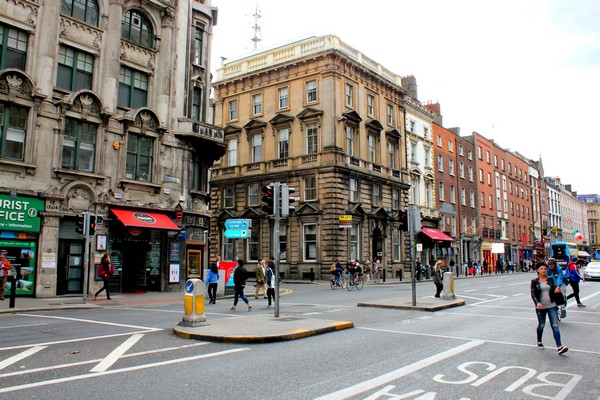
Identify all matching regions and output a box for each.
[210,0,600,195]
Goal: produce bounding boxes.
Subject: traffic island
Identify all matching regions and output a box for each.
[357,297,465,311]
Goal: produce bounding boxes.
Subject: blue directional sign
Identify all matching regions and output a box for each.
[224,229,250,239]
[225,219,251,229]
[185,280,194,294]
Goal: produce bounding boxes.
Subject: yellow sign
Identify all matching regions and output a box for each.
[339,215,352,229]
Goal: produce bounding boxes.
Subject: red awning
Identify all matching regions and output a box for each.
[419,227,455,242]
[111,209,180,230]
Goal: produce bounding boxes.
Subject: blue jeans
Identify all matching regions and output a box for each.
[234,285,249,306]
[535,306,562,347]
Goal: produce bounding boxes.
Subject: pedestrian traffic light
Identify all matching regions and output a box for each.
[399,209,408,231]
[88,215,96,236]
[75,213,87,236]
[261,185,274,215]
[281,184,299,217]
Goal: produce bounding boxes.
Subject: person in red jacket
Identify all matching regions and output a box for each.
[95,253,113,300]
[0,252,11,300]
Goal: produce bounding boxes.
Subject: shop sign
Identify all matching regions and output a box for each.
[339,214,352,229]
[0,195,44,233]
[183,215,209,228]
[0,239,36,295]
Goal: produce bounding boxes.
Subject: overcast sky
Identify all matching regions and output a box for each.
[211,0,600,195]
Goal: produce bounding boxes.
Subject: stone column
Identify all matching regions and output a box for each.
[100,0,125,112]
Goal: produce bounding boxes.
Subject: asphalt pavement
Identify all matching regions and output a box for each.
[1,279,465,343]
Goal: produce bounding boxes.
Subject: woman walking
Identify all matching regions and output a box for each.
[530,262,568,354]
[95,253,113,300]
[206,262,219,304]
[433,260,444,298]
[231,259,252,311]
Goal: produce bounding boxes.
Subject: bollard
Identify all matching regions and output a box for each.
[310,268,314,282]
[178,278,208,327]
[8,275,16,308]
[442,272,456,299]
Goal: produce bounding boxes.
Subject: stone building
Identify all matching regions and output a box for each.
[0,0,223,297]
[210,35,418,280]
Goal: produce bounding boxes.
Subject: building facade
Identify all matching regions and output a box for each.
[0,0,223,297]
[210,35,417,279]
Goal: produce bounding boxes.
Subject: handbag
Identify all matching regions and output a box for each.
[553,292,566,306]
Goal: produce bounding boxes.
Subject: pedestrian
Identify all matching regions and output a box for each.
[449,259,456,275]
[266,260,276,306]
[94,253,113,300]
[373,259,382,284]
[0,252,12,300]
[433,260,444,298]
[530,261,569,355]
[566,257,585,307]
[206,262,219,304]
[416,258,422,280]
[255,259,268,299]
[363,260,371,282]
[231,259,252,311]
[483,259,489,275]
[546,258,567,318]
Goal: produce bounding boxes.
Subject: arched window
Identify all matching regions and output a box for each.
[121,10,153,48]
[61,0,99,26]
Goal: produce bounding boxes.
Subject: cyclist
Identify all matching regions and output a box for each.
[546,258,567,318]
[333,258,344,287]
[353,260,363,285]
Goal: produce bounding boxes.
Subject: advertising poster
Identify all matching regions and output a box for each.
[220,261,237,287]
[0,239,36,296]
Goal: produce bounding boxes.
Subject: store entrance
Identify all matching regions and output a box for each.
[57,240,84,295]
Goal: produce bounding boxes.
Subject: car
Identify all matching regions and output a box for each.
[583,261,600,281]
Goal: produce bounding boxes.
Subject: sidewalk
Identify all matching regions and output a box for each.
[1,280,465,343]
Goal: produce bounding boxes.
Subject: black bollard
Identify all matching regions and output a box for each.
[310,268,314,282]
[8,275,16,308]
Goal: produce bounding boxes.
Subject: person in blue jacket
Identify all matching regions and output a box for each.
[206,262,219,304]
[566,257,585,307]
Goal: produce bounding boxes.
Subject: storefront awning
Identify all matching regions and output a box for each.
[111,209,180,230]
[419,227,455,242]
[578,251,591,257]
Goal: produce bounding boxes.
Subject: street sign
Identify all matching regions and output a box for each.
[185,280,194,294]
[224,229,250,239]
[225,219,251,229]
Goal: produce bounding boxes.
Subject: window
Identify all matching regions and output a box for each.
[227,138,237,166]
[193,27,203,65]
[437,135,442,146]
[387,104,394,125]
[189,86,202,120]
[459,162,464,178]
[228,99,238,121]
[494,155,498,167]
[411,177,420,205]
[486,151,490,163]
[350,178,358,203]
[480,192,485,208]
[488,194,493,209]
[191,152,208,192]
[461,187,466,205]
[278,87,288,109]
[467,149,473,160]
[223,238,234,261]
[470,190,475,207]
[437,155,443,171]
[392,188,400,210]
[278,128,289,159]
[410,142,417,162]
[448,140,453,152]
[306,80,317,103]
[501,159,505,170]
[0,24,28,69]
[367,135,375,163]
[248,183,260,206]
[345,83,353,106]
[426,181,433,208]
[345,126,355,156]
[279,223,287,261]
[306,123,318,154]
[56,45,94,91]
[118,66,148,108]
[487,172,491,186]
[451,216,456,237]
[121,10,153,48]
[478,146,482,159]
[304,175,317,201]
[458,144,463,156]
[372,183,381,206]
[423,127,430,140]
[393,228,402,261]
[251,134,262,163]
[248,227,259,261]
[439,182,445,201]
[479,169,483,182]
[468,166,473,181]
[61,0,100,26]
[450,185,456,204]
[462,215,467,234]
[367,94,375,116]
[424,147,431,167]
[62,118,96,171]
[125,133,153,181]
[223,187,234,208]
[388,143,396,169]
[448,159,455,176]
[252,93,262,115]
[303,224,317,261]
[0,103,27,161]
[409,120,416,133]
[350,224,360,261]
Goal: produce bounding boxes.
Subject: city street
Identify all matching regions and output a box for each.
[1,274,599,400]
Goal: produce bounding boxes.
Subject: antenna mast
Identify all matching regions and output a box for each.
[251,3,262,50]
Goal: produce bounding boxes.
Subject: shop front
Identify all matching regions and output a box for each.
[0,194,44,296]
[108,209,182,293]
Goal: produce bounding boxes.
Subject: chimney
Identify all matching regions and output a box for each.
[401,75,418,99]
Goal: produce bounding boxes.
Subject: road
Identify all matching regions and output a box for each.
[1,273,599,400]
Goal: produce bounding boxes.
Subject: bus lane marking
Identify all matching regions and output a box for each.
[313,340,485,400]
[90,333,143,372]
[0,346,47,370]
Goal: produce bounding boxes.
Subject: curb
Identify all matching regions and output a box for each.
[357,299,465,311]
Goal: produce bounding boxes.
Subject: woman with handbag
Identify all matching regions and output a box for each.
[530,261,568,355]
[95,253,113,300]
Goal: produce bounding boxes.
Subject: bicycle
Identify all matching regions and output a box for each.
[346,273,364,291]
[330,274,345,289]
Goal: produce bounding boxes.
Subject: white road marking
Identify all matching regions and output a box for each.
[90,334,143,372]
[0,343,208,378]
[0,323,48,330]
[512,293,524,296]
[463,289,478,293]
[488,286,500,289]
[16,313,161,331]
[0,346,46,370]
[313,340,485,400]
[0,348,250,394]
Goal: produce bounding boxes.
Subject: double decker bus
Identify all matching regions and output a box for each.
[550,241,578,269]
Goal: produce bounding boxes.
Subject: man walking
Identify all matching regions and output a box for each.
[255,259,268,299]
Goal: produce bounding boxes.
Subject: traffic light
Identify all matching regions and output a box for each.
[281,184,299,217]
[399,209,408,231]
[75,213,87,236]
[88,215,96,236]
[261,185,274,215]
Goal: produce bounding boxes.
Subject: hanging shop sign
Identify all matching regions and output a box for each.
[339,214,352,229]
[0,195,44,233]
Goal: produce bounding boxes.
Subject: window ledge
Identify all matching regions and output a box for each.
[54,168,106,184]
[0,159,36,176]
[119,178,161,194]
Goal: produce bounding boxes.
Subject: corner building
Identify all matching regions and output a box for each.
[211,35,416,279]
[0,1,223,297]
